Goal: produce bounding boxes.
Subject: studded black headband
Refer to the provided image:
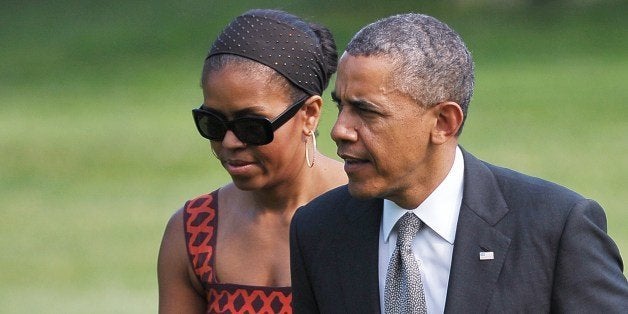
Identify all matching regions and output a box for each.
[207,12,327,96]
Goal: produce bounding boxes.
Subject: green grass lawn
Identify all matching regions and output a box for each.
[1,1,626,312]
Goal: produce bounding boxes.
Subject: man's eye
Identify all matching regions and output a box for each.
[356,106,378,115]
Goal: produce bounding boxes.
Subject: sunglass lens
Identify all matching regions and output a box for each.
[194,112,227,141]
[233,119,273,145]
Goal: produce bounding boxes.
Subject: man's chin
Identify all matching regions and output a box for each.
[347,181,380,200]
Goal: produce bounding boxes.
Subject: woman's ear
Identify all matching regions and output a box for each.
[302,95,322,134]
[431,101,464,145]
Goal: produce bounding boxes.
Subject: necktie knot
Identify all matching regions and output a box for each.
[397,212,421,246]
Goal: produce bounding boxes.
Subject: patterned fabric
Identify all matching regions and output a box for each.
[384,212,427,314]
[208,10,327,96]
[184,191,292,314]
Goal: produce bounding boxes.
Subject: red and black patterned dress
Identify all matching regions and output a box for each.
[184,191,292,314]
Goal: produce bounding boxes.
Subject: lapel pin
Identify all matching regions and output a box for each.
[479,251,494,260]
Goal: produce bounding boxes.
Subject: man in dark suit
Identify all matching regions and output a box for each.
[290,13,628,313]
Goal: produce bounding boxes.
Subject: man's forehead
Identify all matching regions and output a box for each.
[335,55,395,93]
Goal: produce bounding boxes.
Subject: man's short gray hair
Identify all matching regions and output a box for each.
[346,13,474,134]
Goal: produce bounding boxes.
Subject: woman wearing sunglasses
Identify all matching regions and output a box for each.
[157,9,346,313]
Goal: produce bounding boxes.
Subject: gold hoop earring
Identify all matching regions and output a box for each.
[305,130,316,168]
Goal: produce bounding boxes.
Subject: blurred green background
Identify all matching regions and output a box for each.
[1,0,626,312]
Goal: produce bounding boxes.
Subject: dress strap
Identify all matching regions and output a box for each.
[183,191,219,288]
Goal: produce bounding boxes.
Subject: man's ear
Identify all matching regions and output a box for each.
[302,95,322,134]
[431,101,464,145]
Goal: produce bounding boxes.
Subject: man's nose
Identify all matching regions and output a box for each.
[331,109,358,144]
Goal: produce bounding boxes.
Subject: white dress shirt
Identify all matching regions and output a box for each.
[378,147,464,313]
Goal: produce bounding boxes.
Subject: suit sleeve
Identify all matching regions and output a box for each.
[290,209,320,314]
[551,199,628,312]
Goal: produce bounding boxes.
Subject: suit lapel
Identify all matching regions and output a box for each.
[333,197,383,313]
[444,149,511,313]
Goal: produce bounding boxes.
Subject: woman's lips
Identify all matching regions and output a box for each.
[224,159,257,175]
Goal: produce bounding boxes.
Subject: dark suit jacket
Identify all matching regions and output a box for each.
[290,149,628,313]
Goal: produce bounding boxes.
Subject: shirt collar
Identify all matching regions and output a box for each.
[382,146,464,244]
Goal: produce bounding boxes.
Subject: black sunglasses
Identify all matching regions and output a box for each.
[192,96,308,146]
